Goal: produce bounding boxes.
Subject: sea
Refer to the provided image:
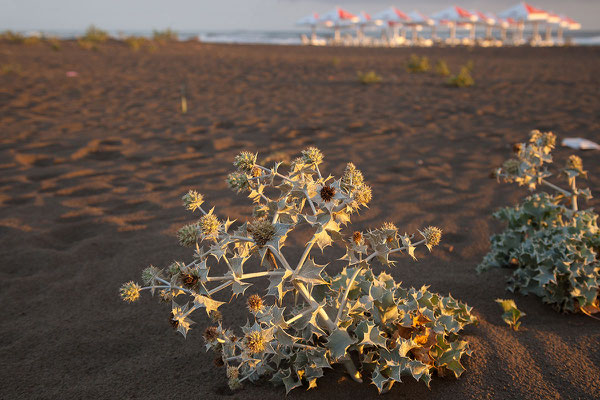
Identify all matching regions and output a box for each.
[16,29,600,46]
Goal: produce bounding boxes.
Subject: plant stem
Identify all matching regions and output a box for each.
[208,280,233,295]
[541,179,571,197]
[295,240,315,272]
[304,190,318,215]
[334,266,363,324]
[267,245,293,271]
[570,177,578,211]
[206,270,285,282]
[315,164,323,180]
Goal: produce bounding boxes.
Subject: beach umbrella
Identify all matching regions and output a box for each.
[318,7,359,43]
[431,6,478,44]
[557,16,581,43]
[497,17,513,42]
[372,7,410,42]
[354,12,372,44]
[404,11,434,42]
[475,11,497,40]
[498,2,548,44]
[543,13,561,44]
[296,13,320,43]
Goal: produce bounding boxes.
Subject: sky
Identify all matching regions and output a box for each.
[1,0,599,32]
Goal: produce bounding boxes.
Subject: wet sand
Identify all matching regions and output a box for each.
[1,41,600,399]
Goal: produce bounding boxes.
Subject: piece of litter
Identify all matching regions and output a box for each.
[561,138,600,150]
[66,71,79,78]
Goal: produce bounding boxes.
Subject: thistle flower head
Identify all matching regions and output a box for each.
[502,159,521,176]
[352,231,363,245]
[203,326,219,343]
[226,172,250,192]
[566,155,584,172]
[227,366,239,379]
[199,213,220,238]
[354,185,372,206]
[228,371,242,391]
[301,146,324,165]
[247,294,264,313]
[251,166,262,177]
[381,222,397,232]
[141,265,160,285]
[290,157,305,171]
[420,226,442,249]
[247,220,276,248]
[341,162,364,189]
[529,130,556,149]
[168,261,182,276]
[177,223,200,247]
[119,281,141,303]
[181,273,198,288]
[234,151,257,172]
[182,190,204,212]
[320,184,336,202]
[244,330,266,354]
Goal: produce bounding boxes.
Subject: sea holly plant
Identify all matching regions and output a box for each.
[495,299,525,331]
[121,148,477,394]
[479,130,600,315]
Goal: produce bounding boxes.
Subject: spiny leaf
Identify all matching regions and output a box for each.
[325,328,355,360]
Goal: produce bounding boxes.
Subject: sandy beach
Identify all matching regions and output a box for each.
[1,41,600,399]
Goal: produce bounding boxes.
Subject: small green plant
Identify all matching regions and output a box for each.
[479,131,600,315]
[495,299,525,330]
[78,25,108,50]
[46,36,61,51]
[357,70,382,85]
[23,35,41,45]
[123,36,153,52]
[332,56,341,67]
[407,54,429,73]
[121,148,477,394]
[152,28,178,43]
[0,30,26,43]
[435,60,450,77]
[447,66,474,88]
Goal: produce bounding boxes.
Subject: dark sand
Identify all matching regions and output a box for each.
[1,41,600,399]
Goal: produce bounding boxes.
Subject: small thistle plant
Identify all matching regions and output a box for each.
[121,148,476,394]
[357,70,382,85]
[495,299,525,331]
[435,60,451,77]
[447,66,474,88]
[407,54,430,73]
[480,131,600,314]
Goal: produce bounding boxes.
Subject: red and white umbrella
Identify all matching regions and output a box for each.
[432,6,478,43]
[498,2,548,43]
[371,7,410,26]
[474,12,497,40]
[556,16,581,43]
[296,13,320,42]
[404,11,434,42]
[342,11,373,44]
[372,7,410,43]
[561,16,581,31]
[497,2,548,21]
[318,7,359,43]
[542,12,561,43]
